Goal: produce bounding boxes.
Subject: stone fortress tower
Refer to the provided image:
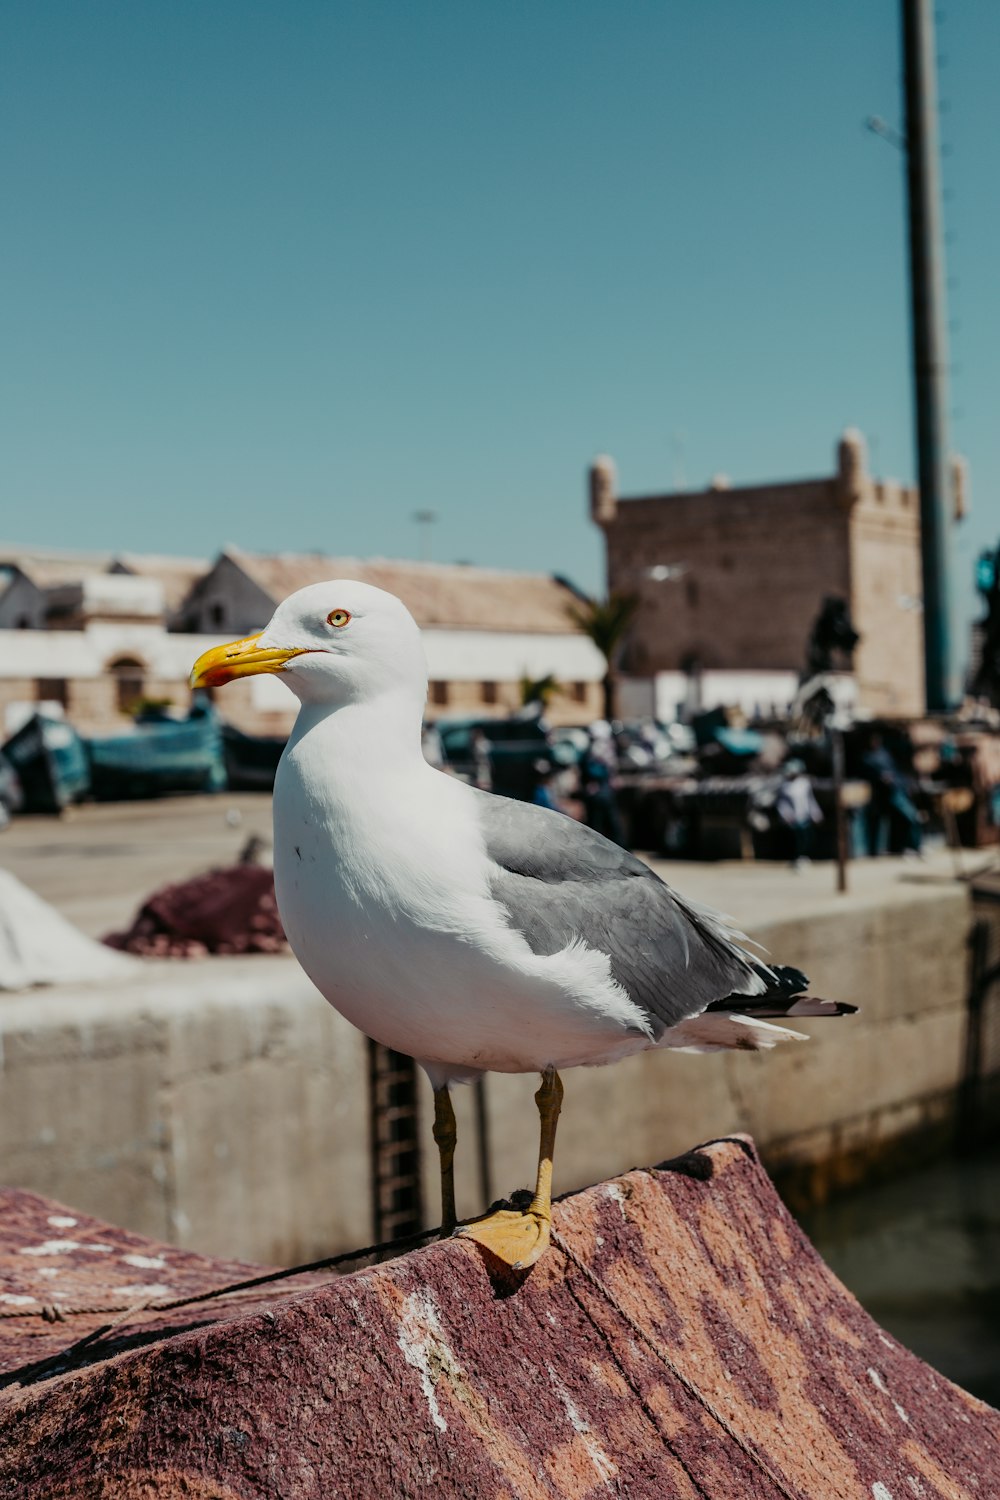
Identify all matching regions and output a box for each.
[590,430,968,718]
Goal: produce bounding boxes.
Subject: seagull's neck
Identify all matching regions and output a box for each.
[287,692,428,781]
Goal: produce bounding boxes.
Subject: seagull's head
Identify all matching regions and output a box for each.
[189,580,428,708]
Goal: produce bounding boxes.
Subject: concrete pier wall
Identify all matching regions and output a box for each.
[0,878,972,1264]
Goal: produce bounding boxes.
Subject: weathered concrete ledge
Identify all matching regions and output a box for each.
[0,877,972,1264]
[1,1139,996,1500]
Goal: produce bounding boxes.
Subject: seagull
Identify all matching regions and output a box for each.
[191,581,856,1269]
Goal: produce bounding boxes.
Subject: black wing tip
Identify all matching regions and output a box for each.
[708,989,859,1019]
[754,965,859,1016]
[764,964,811,993]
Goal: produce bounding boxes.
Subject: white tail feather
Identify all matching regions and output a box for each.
[660,1011,808,1054]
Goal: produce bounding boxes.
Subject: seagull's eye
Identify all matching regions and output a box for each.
[326,609,352,629]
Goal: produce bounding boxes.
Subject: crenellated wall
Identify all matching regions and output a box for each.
[849,479,924,715]
[593,430,954,717]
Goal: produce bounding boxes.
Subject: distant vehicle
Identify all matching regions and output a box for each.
[662,721,697,755]
[434,716,555,800]
[548,725,590,765]
[221,721,288,792]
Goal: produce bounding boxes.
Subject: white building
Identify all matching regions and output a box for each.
[0,545,606,736]
[175,548,606,729]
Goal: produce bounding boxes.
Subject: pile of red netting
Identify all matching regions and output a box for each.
[104,866,286,958]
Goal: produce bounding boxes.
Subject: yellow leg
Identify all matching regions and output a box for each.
[433,1086,458,1235]
[457,1067,563,1269]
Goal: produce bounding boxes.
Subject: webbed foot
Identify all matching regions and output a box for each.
[455,1208,550,1269]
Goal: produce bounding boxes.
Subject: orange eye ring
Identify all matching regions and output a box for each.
[326,609,352,628]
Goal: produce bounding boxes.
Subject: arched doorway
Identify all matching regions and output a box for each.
[107,656,146,715]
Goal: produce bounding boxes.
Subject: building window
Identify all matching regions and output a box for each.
[35,678,68,705]
[481,681,498,705]
[108,657,146,715]
[429,681,449,707]
[571,681,587,704]
[210,602,226,628]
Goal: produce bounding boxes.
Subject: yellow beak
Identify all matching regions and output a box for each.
[189,634,306,689]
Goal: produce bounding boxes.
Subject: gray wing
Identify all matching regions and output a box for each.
[468,788,766,1036]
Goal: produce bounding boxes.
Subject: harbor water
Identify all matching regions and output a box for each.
[798,1144,1000,1407]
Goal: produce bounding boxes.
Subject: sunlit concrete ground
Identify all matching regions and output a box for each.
[1,794,275,939]
[0,791,986,940]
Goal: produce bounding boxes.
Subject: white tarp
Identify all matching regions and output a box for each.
[0,869,137,990]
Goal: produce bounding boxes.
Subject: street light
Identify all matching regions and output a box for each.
[643,563,689,583]
[413,510,438,563]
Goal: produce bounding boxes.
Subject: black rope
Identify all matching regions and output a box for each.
[2,1222,444,1391]
[1,1221,444,1325]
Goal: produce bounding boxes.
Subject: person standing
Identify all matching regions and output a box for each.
[580,721,627,846]
[775,759,824,868]
[860,731,923,856]
[529,758,560,812]
[470,728,493,793]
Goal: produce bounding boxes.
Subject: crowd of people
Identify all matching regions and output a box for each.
[421,710,996,864]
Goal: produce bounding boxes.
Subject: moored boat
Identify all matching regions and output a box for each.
[86,702,226,801]
[0,714,91,814]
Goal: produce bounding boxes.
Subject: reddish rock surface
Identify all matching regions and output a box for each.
[1,1138,997,1499]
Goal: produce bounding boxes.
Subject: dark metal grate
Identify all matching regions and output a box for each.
[959,910,1000,1146]
[367,1041,425,1242]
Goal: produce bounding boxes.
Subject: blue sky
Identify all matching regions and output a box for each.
[1,1,996,620]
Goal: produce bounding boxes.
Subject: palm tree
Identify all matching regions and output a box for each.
[565,592,639,722]
[519,673,562,710]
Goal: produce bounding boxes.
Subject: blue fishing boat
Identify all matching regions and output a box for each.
[1,714,91,814]
[86,702,227,801]
[220,721,287,792]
